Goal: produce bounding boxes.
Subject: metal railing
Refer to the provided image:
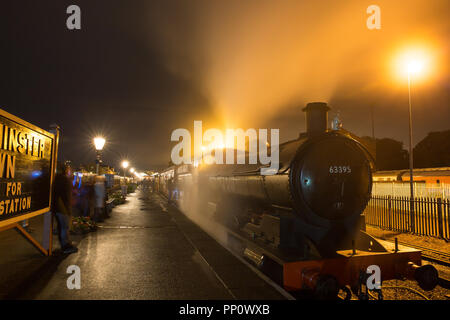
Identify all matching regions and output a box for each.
[364,196,450,240]
[372,182,450,199]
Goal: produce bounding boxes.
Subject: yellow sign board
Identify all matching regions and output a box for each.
[0,108,57,228]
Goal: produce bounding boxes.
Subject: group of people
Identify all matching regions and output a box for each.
[53,163,111,255]
[73,174,109,223]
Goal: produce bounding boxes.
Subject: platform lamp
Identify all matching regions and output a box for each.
[93,137,106,175]
[121,160,129,178]
[130,167,135,181]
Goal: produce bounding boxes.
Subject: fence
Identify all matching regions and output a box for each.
[372,182,450,199]
[364,196,450,240]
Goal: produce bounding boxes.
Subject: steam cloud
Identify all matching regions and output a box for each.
[148,0,448,130]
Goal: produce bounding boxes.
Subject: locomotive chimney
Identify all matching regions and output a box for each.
[303,102,330,135]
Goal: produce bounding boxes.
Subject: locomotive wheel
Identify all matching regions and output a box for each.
[415,264,439,291]
[314,275,340,300]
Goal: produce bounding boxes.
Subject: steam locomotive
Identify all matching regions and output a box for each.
[157,102,438,299]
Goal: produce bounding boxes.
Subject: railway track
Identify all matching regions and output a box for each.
[379,238,450,289]
[158,195,296,300]
[382,239,450,267]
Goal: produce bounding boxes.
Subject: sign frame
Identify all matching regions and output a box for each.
[0,108,59,256]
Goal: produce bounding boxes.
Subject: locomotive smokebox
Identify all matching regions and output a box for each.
[303,102,330,135]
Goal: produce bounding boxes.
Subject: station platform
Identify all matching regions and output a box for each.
[0,189,286,300]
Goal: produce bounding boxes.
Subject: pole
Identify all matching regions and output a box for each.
[371,105,377,170]
[45,124,61,256]
[96,150,101,174]
[408,72,415,233]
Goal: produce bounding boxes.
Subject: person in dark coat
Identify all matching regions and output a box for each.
[167,177,174,203]
[78,180,90,217]
[93,175,106,222]
[168,177,178,203]
[53,162,78,254]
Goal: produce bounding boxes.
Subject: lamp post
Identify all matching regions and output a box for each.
[93,137,106,175]
[121,160,129,178]
[394,46,432,233]
[405,59,423,233]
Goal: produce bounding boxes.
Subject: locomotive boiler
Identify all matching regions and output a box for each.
[159,102,438,299]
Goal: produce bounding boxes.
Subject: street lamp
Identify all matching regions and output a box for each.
[93,137,106,174]
[399,51,427,233]
[130,167,135,173]
[406,59,423,187]
[121,160,129,177]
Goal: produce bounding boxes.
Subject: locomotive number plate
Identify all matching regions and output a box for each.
[329,166,352,174]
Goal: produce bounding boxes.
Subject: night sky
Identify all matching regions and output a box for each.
[2,1,449,171]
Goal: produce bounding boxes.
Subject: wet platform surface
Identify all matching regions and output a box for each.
[0,189,285,300]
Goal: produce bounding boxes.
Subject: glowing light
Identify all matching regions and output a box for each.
[130,167,135,173]
[121,160,129,169]
[31,170,42,178]
[93,137,106,151]
[407,59,423,75]
[393,46,432,80]
[208,142,225,150]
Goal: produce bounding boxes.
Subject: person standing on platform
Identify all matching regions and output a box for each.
[150,178,155,193]
[78,179,90,217]
[102,179,110,219]
[93,175,106,223]
[168,177,177,203]
[53,162,78,254]
[87,180,95,219]
[121,180,127,198]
